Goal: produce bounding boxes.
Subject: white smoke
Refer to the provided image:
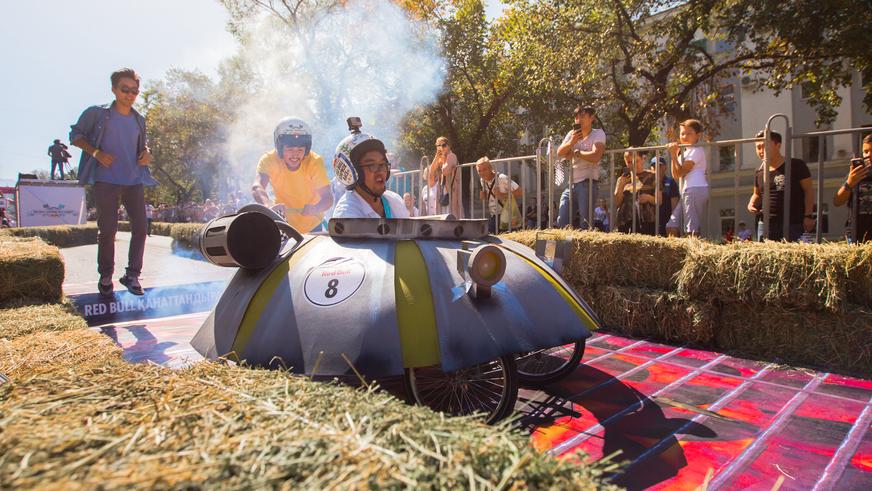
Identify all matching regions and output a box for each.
[225,0,445,180]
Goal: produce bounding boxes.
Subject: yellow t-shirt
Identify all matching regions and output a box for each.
[256,150,330,232]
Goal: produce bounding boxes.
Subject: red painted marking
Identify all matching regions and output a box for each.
[812,395,872,490]
[708,376,826,489]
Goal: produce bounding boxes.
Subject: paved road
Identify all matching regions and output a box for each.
[61,232,234,295]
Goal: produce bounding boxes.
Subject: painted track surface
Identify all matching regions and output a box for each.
[86,311,872,490]
[64,237,871,490]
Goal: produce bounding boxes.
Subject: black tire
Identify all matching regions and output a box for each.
[403,356,518,424]
[515,339,585,385]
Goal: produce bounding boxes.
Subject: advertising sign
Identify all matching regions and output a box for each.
[16,180,86,227]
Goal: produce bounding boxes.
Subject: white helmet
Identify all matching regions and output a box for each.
[273,117,312,156]
[333,124,389,191]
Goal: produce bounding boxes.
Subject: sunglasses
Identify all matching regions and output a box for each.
[117,86,140,95]
[361,162,390,174]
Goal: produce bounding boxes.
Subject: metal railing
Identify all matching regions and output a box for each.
[386,118,869,243]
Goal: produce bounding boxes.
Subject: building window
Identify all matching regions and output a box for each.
[803,136,828,162]
[719,145,736,171]
[800,82,813,100]
[720,208,735,238]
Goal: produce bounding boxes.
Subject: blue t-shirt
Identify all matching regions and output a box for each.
[95,107,142,185]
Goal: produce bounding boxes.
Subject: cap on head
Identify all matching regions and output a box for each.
[650,156,667,167]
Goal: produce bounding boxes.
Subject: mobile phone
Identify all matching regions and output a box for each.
[622,168,631,177]
[850,157,870,169]
[572,123,582,131]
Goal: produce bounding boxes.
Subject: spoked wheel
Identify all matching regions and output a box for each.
[403,356,518,424]
[515,339,585,385]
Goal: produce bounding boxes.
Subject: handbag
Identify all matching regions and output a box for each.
[498,196,522,231]
[485,177,522,231]
[440,172,455,207]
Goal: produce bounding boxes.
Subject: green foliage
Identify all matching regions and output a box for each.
[499,0,871,146]
[396,0,530,166]
[716,0,872,123]
[139,69,234,205]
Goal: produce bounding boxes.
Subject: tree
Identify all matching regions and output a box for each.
[219,0,443,163]
[396,0,526,168]
[139,70,232,205]
[502,0,872,147]
[717,0,872,122]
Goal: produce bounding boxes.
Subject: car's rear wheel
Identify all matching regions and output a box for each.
[403,356,518,424]
[515,339,585,385]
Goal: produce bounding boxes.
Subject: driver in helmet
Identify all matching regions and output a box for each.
[332,119,409,219]
[252,117,333,232]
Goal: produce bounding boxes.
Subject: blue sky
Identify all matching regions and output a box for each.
[0,0,504,181]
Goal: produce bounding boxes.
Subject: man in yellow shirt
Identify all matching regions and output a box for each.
[252,117,333,232]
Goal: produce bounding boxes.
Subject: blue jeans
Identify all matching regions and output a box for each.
[557,180,598,229]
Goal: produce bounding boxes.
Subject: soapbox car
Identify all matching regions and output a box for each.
[192,204,601,423]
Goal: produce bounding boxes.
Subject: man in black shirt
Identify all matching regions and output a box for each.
[834,134,872,243]
[747,130,815,241]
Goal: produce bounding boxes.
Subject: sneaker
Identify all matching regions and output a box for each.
[98,277,114,296]
[119,275,144,296]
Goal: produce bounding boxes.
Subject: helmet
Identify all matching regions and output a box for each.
[273,117,312,156]
[333,129,389,191]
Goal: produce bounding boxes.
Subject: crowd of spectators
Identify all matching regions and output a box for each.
[91,191,252,224]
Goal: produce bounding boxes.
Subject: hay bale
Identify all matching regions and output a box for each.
[0,329,618,489]
[502,229,689,291]
[589,285,717,345]
[846,243,872,308]
[170,223,203,248]
[151,222,174,237]
[120,220,174,236]
[718,303,872,376]
[677,241,853,313]
[0,237,64,304]
[0,302,87,340]
[0,223,98,247]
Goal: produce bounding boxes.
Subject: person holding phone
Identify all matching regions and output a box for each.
[834,134,872,243]
[555,105,606,229]
[431,136,464,218]
[614,150,658,235]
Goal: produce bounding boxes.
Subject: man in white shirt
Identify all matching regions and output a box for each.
[476,157,521,233]
[332,124,410,219]
[555,106,606,229]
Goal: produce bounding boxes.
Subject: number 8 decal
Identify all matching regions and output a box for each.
[325,279,339,298]
[304,257,366,306]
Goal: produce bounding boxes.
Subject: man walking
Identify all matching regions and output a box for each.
[70,68,156,296]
